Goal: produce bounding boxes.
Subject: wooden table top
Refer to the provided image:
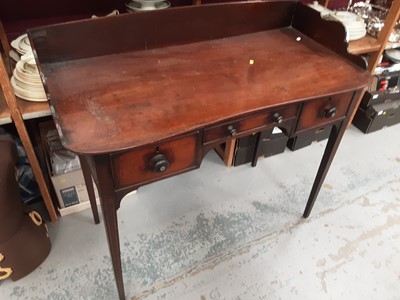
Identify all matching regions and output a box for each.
[42,27,369,154]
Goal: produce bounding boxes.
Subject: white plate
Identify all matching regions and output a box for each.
[9,49,20,62]
[10,34,29,55]
[15,60,41,79]
[328,13,366,41]
[11,76,45,97]
[14,68,42,83]
[308,2,331,17]
[21,51,34,62]
[14,69,42,84]
[19,36,32,53]
[126,0,166,9]
[24,61,38,73]
[348,29,367,41]
[11,76,47,102]
[13,72,45,92]
[22,36,30,46]
[13,90,47,102]
[348,27,367,34]
[126,0,170,11]
[331,11,359,21]
[11,34,26,51]
[92,9,120,18]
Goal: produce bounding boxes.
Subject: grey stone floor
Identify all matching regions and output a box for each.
[0,124,399,300]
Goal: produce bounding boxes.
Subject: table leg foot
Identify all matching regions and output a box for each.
[94,156,126,300]
[303,121,345,218]
[102,204,125,300]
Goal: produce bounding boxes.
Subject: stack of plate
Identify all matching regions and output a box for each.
[125,0,170,12]
[308,2,366,41]
[10,34,47,102]
[329,11,367,41]
[10,33,31,56]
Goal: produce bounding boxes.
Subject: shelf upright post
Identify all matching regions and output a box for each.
[368,0,400,72]
[0,54,58,221]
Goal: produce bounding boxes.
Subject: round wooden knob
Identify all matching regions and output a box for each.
[325,107,337,118]
[273,112,283,123]
[227,125,237,136]
[150,153,170,173]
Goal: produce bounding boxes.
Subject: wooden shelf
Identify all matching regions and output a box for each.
[0,87,11,124]
[342,0,400,61]
[0,53,58,221]
[16,97,51,120]
[348,35,400,56]
[348,35,382,55]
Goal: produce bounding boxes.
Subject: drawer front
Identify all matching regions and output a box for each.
[297,91,354,132]
[112,132,198,189]
[203,105,299,145]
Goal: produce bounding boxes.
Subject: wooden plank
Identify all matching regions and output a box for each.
[214,140,236,167]
[28,1,296,63]
[0,87,11,125]
[223,139,236,167]
[348,35,381,55]
[0,20,11,57]
[16,97,51,120]
[0,55,58,221]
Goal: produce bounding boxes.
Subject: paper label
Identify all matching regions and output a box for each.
[75,184,89,203]
[60,186,79,207]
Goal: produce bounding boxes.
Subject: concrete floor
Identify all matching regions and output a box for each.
[0,124,399,300]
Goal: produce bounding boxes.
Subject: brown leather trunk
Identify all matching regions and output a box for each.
[0,135,51,281]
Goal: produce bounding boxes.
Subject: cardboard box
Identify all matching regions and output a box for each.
[39,121,99,215]
[50,168,99,209]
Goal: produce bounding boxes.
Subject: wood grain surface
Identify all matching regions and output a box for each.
[40,28,369,154]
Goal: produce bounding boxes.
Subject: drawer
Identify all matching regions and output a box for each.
[112,132,199,189]
[203,105,298,145]
[288,125,333,151]
[296,91,354,132]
